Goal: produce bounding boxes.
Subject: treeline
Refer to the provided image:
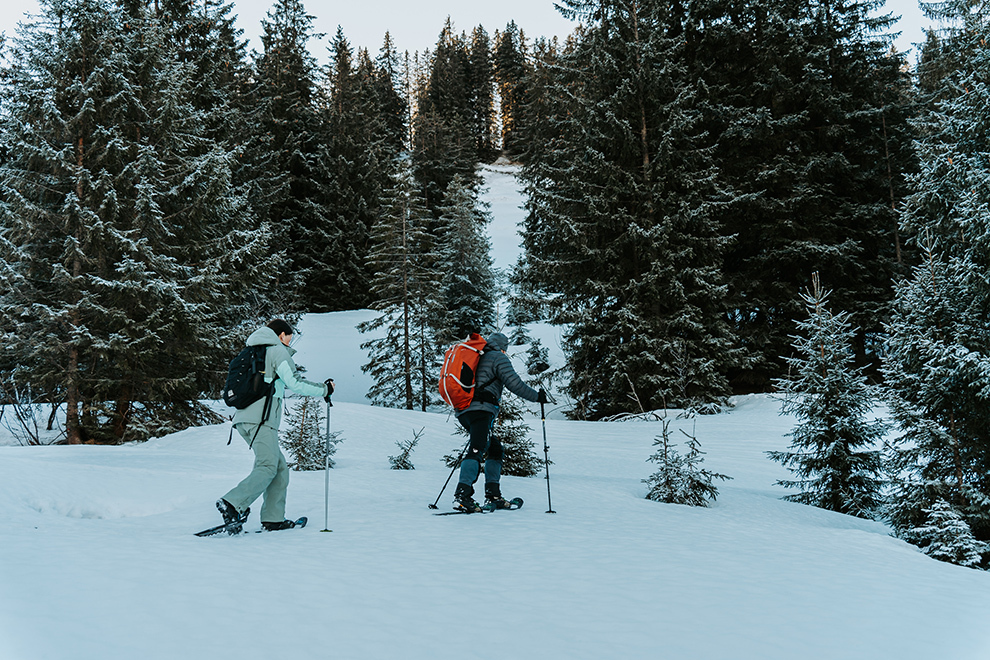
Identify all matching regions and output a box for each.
[0,0,524,443]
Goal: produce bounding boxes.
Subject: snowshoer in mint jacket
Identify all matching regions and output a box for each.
[216,319,333,532]
[453,331,546,512]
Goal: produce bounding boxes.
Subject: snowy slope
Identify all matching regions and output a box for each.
[480,159,527,273]
[1,392,989,660]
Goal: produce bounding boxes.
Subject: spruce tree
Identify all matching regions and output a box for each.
[445,397,541,477]
[412,20,479,214]
[644,418,731,506]
[767,274,885,517]
[514,36,560,164]
[882,242,990,566]
[137,0,281,373]
[436,175,496,342]
[901,499,987,568]
[882,0,990,568]
[468,26,497,162]
[389,427,422,470]
[491,396,541,477]
[318,31,388,311]
[374,33,410,156]
[519,0,736,418]
[242,0,331,310]
[281,396,341,470]
[493,22,530,159]
[0,0,248,443]
[359,157,443,410]
[688,0,914,389]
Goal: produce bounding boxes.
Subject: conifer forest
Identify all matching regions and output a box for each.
[3,0,990,568]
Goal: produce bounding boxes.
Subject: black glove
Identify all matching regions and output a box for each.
[324,378,335,402]
[537,389,548,404]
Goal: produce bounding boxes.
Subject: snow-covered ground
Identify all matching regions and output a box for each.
[3,166,989,659]
[2,386,989,660]
[480,159,527,273]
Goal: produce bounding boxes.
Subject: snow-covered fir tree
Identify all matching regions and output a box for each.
[468,26,497,162]
[0,0,256,443]
[319,30,404,311]
[281,397,341,471]
[373,33,410,156]
[389,427,422,470]
[692,0,913,390]
[882,242,990,568]
[491,396,541,477]
[493,21,530,159]
[509,323,532,346]
[149,0,283,333]
[901,499,988,569]
[526,339,550,377]
[767,274,885,518]
[412,20,479,213]
[520,0,736,418]
[359,158,443,410]
[882,0,990,568]
[435,176,496,343]
[644,418,731,507]
[240,0,331,310]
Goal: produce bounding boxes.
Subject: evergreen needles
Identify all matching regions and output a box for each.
[389,428,422,470]
[281,397,343,471]
[643,418,730,507]
[768,274,885,518]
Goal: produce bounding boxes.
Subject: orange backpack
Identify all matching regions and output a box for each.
[439,333,488,410]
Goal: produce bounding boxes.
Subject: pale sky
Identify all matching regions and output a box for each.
[1,0,932,62]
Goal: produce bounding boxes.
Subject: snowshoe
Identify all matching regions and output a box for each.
[261,517,307,532]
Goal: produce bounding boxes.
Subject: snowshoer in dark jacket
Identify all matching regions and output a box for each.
[453,332,546,512]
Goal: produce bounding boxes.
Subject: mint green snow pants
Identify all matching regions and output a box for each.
[223,423,289,524]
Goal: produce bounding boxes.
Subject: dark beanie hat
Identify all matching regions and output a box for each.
[267,319,294,336]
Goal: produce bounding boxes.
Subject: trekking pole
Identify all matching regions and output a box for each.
[428,438,471,509]
[321,397,333,533]
[541,401,556,514]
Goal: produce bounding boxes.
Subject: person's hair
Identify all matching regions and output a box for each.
[267,319,294,337]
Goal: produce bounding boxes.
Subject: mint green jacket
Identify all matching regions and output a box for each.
[232,327,328,430]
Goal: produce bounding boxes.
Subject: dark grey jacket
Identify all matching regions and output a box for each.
[456,332,540,418]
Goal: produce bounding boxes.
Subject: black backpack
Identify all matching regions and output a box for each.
[223,345,275,409]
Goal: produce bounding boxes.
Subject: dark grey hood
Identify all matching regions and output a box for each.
[485,332,509,353]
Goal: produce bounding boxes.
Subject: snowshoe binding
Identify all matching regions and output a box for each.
[195,500,250,537]
[453,483,483,514]
[484,484,513,510]
[217,499,249,533]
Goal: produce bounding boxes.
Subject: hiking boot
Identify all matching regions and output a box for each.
[216,499,249,524]
[485,495,512,509]
[216,499,249,534]
[261,519,297,531]
[484,483,510,509]
[454,498,483,513]
[454,483,482,513]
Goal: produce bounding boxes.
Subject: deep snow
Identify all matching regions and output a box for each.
[2,390,989,660]
[2,165,989,660]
